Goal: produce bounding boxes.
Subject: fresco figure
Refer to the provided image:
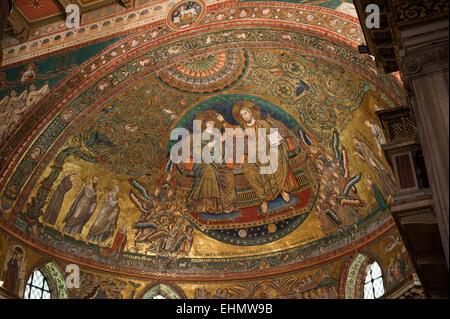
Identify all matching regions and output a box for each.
[150,216,171,254]
[0,94,12,142]
[165,215,185,251]
[129,178,194,258]
[315,199,339,236]
[0,83,51,143]
[3,252,18,292]
[26,82,50,109]
[20,64,36,83]
[224,101,298,214]
[77,273,126,299]
[87,184,121,243]
[312,131,364,235]
[102,219,128,260]
[42,173,76,225]
[151,187,162,203]
[366,175,388,211]
[129,183,163,245]
[88,282,113,299]
[173,225,194,257]
[386,247,411,289]
[2,246,25,296]
[10,88,30,128]
[328,194,359,229]
[63,176,98,236]
[5,89,27,129]
[186,110,236,214]
[129,179,162,211]
[160,187,177,203]
[364,120,387,155]
[352,137,395,197]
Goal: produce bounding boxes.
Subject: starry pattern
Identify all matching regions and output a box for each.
[28,0,43,9]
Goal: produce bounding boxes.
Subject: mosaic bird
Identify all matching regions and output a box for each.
[125,124,138,132]
[130,179,151,200]
[164,159,173,173]
[85,131,114,148]
[343,174,361,196]
[163,108,178,120]
[298,128,313,146]
[127,281,141,299]
[325,209,341,225]
[333,130,340,160]
[296,80,310,96]
[101,104,116,114]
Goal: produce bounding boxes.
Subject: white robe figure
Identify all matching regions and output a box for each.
[87,188,120,243]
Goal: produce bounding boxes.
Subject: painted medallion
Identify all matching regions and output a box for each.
[167,0,206,30]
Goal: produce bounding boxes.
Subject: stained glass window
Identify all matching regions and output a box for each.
[24,269,52,299]
[364,261,385,299]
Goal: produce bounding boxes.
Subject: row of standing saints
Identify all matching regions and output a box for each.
[37,100,395,259]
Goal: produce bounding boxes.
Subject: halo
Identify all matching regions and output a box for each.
[232,100,261,125]
[160,216,169,224]
[194,109,222,129]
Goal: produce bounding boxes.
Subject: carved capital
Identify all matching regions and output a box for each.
[400,56,423,75]
[400,45,449,76]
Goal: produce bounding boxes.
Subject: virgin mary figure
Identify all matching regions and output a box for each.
[219,101,299,214]
[186,110,236,214]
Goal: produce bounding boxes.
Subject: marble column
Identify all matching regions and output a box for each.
[399,19,449,267]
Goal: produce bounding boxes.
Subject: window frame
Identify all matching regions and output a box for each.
[363,261,385,299]
[24,269,52,300]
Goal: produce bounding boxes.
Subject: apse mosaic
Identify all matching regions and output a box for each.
[0,0,406,287]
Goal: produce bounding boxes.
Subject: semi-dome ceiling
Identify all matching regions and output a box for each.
[0,0,406,288]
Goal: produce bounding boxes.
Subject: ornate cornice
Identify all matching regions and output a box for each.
[353,0,449,74]
[391,0,449,28]
[400,44,449,77]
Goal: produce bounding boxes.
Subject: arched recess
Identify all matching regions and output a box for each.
[26,259,69,299]
[338,250,387,299]
[1,245,26,297]
[138,281,186,299]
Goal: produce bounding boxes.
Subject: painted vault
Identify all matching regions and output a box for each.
[0,0,414,299]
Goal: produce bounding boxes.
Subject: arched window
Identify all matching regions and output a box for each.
[24,269,51,299]
[139,283,184,299]
[364,261,385,299]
